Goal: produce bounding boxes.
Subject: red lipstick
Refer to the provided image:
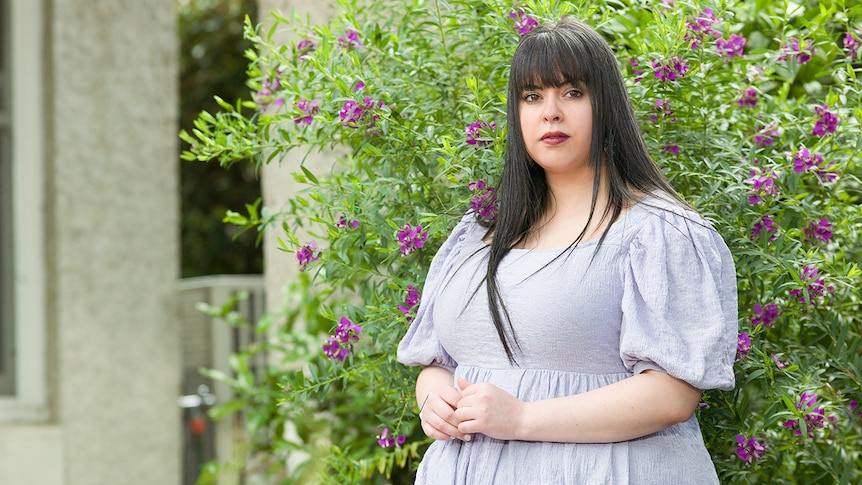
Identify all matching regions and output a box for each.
[541,131,569,145]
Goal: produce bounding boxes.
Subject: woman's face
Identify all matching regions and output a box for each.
[518,81,593,179]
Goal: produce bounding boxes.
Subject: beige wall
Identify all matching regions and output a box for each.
[0,0,181,483]
[0,426,64,485]
[51,0,181,482]
[257,0,339,476]
[260,0,339,311]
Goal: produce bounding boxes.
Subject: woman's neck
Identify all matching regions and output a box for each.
[521,166,614,249]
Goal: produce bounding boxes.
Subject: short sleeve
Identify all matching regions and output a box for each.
[620,207,738,391]
[397,213,477,371]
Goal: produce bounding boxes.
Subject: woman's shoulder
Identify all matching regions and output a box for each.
[628,191,710,228]
[455,210,491,240]
[631,190,698,218]
[432,211,489,257]
[623,191,725,251]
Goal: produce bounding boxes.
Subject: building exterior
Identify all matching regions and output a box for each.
[1,0,343,482]
[258,0,336,307]
[0,0,181,483]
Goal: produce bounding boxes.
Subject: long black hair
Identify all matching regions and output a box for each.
[485,17,687,364]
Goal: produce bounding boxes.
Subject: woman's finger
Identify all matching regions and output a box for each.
[421,394,472,441]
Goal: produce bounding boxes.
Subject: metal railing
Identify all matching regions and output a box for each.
[176,275,265,485]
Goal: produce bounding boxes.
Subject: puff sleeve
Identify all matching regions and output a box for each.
[619,207,738,391]
[396,213,476,371]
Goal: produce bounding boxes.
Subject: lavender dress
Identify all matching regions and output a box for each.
[397,194,738,484]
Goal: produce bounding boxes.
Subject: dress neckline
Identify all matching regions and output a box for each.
[502,197,646,252]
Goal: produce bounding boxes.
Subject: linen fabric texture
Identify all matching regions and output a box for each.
[397,193,738,485]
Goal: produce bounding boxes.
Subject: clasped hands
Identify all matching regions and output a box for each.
[419,377,526,442]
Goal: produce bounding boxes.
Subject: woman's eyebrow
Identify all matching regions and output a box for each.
[522,79,583,92]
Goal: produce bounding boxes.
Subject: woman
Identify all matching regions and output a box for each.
[397,17,737,484]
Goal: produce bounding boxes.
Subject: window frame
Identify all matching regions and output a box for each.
[0,0,13,396]
[0,0,48,422]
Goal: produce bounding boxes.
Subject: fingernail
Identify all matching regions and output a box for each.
[463,434,471,442]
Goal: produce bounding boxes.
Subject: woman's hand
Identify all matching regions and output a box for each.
[419,384,472,442]
[454,377,526,440]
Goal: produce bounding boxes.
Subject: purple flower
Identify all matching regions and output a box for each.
[716,34,746,59]
[322,338,350,362]
[294,98,320,126]
[771,353,788,368]
[661,144,679,155]
[336,216,360,230]
[397,285,421,323]
[649,99,676,123]
[803,217,832,244]
[353,80,366,91]
[688,8,717,34]
[778,37,815,64]
[736,332,751,361]
[735,434,766,464]
[753,125,780,147]
[629,58,645,83]
[469,180,499,221]
[737,89,758,108]
[296,241,320,272]
[849,400,862,419]
[508,11,538,37]
[323,316,363,362]
[255,72,284,109]
[801,155,837,181]
[339,100,365,128]
[651,57,690,82]
[376,427,406,448]
[789,265,835,304]
[812,104,839,137]
[339,97,385,129]
[397,223,429,256]
[750,215,778,242]
[465,120,497,147]
[684,8,719,49]
[844,32,861,61]
[791,146,836,181]
[792,38,814,63]
[295,38,317,60]
[745,168,778,204]
[783,391,830,438]
[337,29,364,49]
[362,96,378,111]
[753,125,779,147]
[751,302,780,328]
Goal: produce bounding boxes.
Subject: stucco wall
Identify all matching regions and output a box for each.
[260,0,339,310]
[0,426,64,485]
[258,0,338,475]
[49,0,181,483]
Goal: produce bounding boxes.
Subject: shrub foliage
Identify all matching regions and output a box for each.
[179,0,263,277]
[181,0,862,483]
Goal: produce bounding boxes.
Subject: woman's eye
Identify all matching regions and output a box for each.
[566,89,583,98]
[523,93,539,102]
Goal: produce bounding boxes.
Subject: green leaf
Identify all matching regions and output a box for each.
[208,399,246,420]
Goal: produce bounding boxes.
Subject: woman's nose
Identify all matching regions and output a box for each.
[542,100,561,122]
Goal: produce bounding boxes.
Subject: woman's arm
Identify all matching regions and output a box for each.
[454,369,701,443]
[416,365,472,441]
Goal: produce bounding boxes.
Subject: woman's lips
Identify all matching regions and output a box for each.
[541,132,569,145]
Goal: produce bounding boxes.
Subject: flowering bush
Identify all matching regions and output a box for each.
[182,0,861,483]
